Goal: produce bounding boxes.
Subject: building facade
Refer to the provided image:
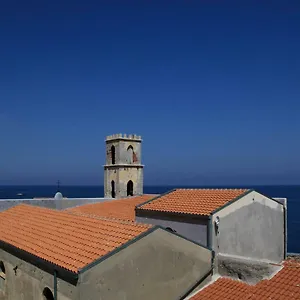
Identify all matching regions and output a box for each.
[104,134,144,198]
[136,189,287,264]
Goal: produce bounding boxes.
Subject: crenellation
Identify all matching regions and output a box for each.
[106,133,142,141]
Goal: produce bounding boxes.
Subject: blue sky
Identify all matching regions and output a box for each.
[0,1,300,186]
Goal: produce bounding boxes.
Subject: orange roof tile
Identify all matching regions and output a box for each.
[0,204,152,273]
[68,194,157,221]
[137,189,250,216]
[191,260,300,300]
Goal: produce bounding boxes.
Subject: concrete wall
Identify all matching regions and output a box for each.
[217,254,282,285]
[0,249,78,300]
[211,191,285,263]
[78,228,212,300]
[0,198,109,212]
[136,215,208,247]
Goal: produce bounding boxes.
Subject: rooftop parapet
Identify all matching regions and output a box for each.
[106,133,142,141]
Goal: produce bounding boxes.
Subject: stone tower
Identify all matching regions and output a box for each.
[104,134,144,198]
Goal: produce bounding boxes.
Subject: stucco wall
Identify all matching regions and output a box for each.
[78,228,212,300]
[0,198,109,212]
[211,191,285,263]
[0,249,78,300]
[136,216,208,247]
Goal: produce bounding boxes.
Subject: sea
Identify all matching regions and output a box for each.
[0,185,299,254]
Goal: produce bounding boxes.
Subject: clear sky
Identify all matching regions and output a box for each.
[1,1,299,186]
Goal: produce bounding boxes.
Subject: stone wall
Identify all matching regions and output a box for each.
[104,134,143,198]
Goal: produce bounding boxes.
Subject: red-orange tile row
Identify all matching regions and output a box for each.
[138,189,249,216]
[67,194,157,221]
[0,204,152,273]
[191,260,300,299]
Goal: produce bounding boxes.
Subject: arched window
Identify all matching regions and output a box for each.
[111,145,116,165]
[0,261,5,281]
[111,180,116,198]
[165,227,177,233]
[127,145,134,164]
[127,180,133,196]
[43,287,54,300]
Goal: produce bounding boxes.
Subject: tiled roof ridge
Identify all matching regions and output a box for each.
[175,188,249,191]
[13,203,148,228]
[67,210,152,227]
[66,194,158,211]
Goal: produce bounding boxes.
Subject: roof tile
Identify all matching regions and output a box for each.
[137,189,249,216]
[68,194,157,221]
[0,204,152,273]
[191,259,300,299]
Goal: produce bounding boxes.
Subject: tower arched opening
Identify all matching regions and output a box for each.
[111,180,116,198]
[127,180,133,196]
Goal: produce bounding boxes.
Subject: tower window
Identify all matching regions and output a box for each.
[43,287,54,300]
[127,145,134,164]
[111,145,116,165]
[127,180,133,196]
[111,180,116,198]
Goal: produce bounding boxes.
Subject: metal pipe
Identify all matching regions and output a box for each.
[207,215,212,249]
[54,270,57,300]
[178,268,213,300]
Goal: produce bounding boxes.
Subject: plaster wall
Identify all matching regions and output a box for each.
[211,191,284,263]
[0,249,78,300]
[136,216,208,247]
[0,198,109,212]
[79,228,212,300]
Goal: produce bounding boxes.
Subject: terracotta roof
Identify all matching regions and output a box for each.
[0,204,151,273]
[191,260,300,300]
[68,194,157,221]
[137,189,250,216]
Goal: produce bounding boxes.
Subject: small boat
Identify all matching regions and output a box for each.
[17,193,23,196]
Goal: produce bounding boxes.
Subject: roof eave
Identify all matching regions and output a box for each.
[135,208,210,220]
[0,240,78,285]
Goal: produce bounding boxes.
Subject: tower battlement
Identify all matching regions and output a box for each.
[106,134,142,141]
